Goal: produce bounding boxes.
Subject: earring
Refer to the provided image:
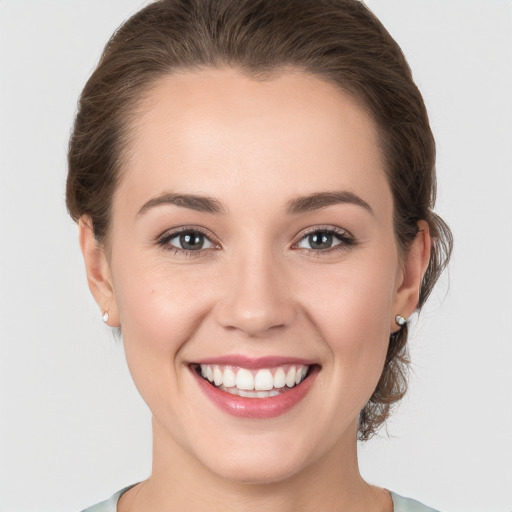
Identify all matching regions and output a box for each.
[102,311,110,323]
[395,314,407,327]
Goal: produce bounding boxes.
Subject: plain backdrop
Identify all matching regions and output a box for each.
[1,1,511,511]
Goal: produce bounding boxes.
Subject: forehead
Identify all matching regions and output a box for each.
[116,67,390,218]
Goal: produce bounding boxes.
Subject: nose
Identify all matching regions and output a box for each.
[213,250,297,338]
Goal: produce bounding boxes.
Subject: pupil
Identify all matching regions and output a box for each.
[180,232,203,250]
[309,232,332,250]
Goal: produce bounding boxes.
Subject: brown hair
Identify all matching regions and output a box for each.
[66,0,452,440]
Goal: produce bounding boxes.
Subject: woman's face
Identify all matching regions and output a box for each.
[86,68,420,483]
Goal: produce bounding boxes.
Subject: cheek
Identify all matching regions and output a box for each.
[113,251,208,346]
[109,250,214,398]
[300,250,396,332]
[294,249,398,394]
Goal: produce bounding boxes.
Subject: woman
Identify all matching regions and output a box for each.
[67,0,452,510]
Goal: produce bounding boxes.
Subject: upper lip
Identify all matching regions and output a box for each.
[190,355,317,369]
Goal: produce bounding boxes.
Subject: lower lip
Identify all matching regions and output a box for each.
[191,367,319,419]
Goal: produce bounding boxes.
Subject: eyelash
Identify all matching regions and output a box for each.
[292,226,357,255]
[156,226,356,257]
[156,226,219,257]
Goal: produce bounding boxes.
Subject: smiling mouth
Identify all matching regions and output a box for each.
[191,363,316,398]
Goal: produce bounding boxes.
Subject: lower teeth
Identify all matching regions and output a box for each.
[219,386,287,398]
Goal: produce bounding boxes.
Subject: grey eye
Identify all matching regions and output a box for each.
[168,231,214,251]
[297,230,344,250]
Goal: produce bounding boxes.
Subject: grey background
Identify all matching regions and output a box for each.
[1,1,511,511]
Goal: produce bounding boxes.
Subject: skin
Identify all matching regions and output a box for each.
[80,67,431,512]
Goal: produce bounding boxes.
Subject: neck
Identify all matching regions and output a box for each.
[119,417,391,512]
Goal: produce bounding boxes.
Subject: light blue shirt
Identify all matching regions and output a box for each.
[81,485,441,511]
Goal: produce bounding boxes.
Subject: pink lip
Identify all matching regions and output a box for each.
[192,355,316,369]
[191,364,320,419]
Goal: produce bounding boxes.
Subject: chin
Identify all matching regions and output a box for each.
[205,454,307,485]
[190,431,321,485]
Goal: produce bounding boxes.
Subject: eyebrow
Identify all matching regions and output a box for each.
[285,191,374,215]
[137,190,373,217]
[137,193,226,216]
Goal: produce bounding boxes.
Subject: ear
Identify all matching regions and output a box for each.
[78,217,119,326]
[391,220,432,332]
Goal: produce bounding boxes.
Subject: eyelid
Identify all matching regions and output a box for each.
[156,225,221,253]
[291,225,357,252]
[154,224,355,256]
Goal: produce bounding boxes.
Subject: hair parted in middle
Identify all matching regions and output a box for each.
[67,0,453,440]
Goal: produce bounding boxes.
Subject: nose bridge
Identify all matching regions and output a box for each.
[214,239,295,337]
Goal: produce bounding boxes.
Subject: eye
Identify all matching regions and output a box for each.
[295,228,355,252]
[158,229,216,252]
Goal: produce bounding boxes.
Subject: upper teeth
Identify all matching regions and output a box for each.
[199,364,309,391]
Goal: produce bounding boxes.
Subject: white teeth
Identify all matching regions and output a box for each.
[285,367,296,388]
[213,366,223,386]
[236,368,254,390]
[230,389,281,398]
[254,369,274,391]
[223,367,236,388]
[273,368,286,389]
[198,363,311,396]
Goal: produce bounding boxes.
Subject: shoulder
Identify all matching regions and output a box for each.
[81,485,136,512]
[81,487,438,512]
[80,492,119,512]
[391,491,441,512]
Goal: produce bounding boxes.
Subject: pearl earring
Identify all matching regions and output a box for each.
[395,315,407,327]
[395,315,407,326]
[102,311,110,323]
